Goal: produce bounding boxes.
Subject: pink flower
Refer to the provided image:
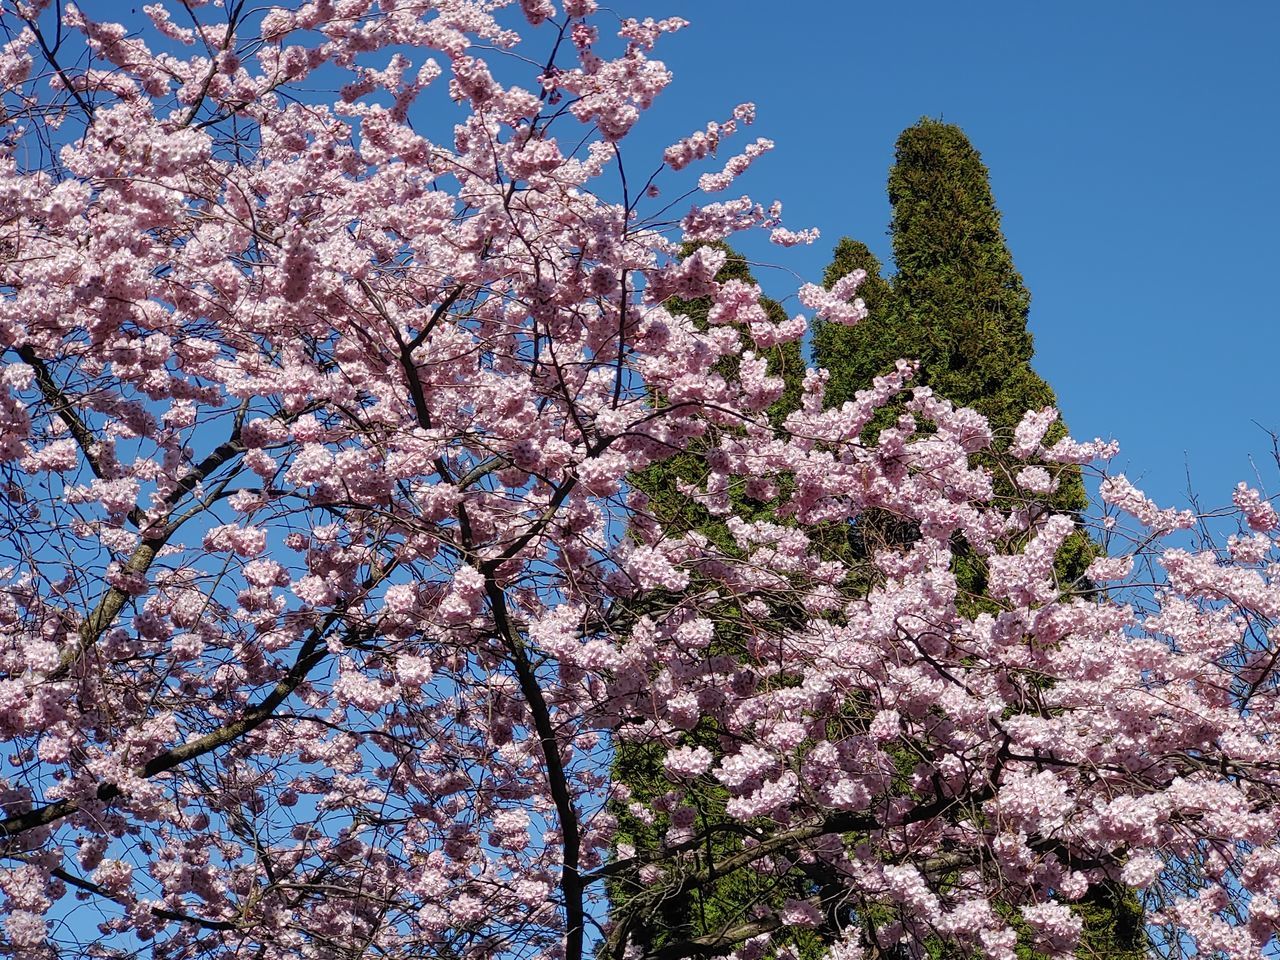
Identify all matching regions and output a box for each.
[869,709,900,741]
[21,438,79,473]
[1234,482,1279,532]
[664,745,713,777]
[769,226,821,247]
[202,523,267,557]
[1010,407,1059,457]
[1085,554,1134,581]
[3,911,46,949]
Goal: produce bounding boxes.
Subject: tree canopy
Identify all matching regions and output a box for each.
[0,6,1277,960]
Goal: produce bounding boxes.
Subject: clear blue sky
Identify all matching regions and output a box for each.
[630,1,1280,511]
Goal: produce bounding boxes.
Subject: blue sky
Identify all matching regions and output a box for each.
[631,0,1279,512]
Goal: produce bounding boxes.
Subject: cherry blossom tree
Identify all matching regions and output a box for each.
[0,2,1278,959]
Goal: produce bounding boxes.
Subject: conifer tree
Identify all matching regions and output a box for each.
[817,121,1063,436]
[815,118,1144,958]
[613,124,1143,958]
[817,119,1099,586]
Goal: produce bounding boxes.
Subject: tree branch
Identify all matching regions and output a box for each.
[485,578,586,960]
[51,866,241,932]
[1,560,397,842]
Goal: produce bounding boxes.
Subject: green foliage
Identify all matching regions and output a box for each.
[1071,886,1148,960]
[816,119,1055,436]
[812,239,896,414]
[886,119,1048,430]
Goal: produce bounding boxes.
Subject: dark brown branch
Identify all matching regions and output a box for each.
[0,633,321,839]
[47,432,248,682]
[49,535,164,682]
[1,559,396,842]
[177,0,246,129]
[485,578,586,960]
[406,282,468,352]
[15,345,108,483]
[600,781,1003,960]
[23,18,94,120]
[51,867,240,931]
[480,435,614,576]
[649,912,787,960]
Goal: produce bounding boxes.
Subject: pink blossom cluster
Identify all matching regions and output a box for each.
[697,136,774,193]
[798,270,870,326]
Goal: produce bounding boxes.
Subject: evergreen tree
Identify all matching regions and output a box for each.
[814,118,1144,958]
[816,119,1098,589]
[611,123,1144,958]
[817,120,1056,433]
